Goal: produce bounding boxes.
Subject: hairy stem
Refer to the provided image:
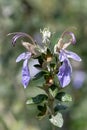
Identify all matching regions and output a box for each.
[44,84,56,130]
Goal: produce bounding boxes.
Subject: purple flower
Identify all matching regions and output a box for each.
[8,32,39,88]
[16,52,31,88]
[54,31,82,87]
[8,32,43,88]
[58,59,72,87]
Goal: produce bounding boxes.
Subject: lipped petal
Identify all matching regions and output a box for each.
[65,50,82,61]
[16,52,31,62]
[62,31,76,44]
[59,50,67,62]
[12,33,24,46]
[22,59,30,88]
[67,32,76,44]
[58,59,72,87]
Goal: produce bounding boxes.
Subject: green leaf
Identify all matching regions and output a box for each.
[50,63,56,68]
[55,92,65,101]
[50,84,57,91]
[26,98,34,105]
[34,64,42,69]
[37,105,45,111]
[33,71,47,80]
[54,104,68,112]
[37,104,47,119]
[33,94,48,104]
[62,94,72,102]
[49,87,58,98]
[42,53,46,59]
[35,55,43,65]
[55,92,72,102]
[26,94,48,105]
[49,112,63,128]
[37,112,46,120]
[47,48,52,55]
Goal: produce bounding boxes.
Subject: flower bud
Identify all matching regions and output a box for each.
[40,28,51,44]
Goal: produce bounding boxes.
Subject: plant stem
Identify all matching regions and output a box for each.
[48,98,56,130]
[52,125,56,130]
[44,84,56,130]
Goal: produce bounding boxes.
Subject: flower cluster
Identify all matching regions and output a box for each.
[9,28,81,128]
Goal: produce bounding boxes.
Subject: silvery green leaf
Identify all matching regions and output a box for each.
[26,98,34,105]
[62,94,72,102]
[26,94,48,105]
[54,104,68,112]
[55,92,72,102]
[37,104,47,119]
[49,112,63,128]
[49,88,58,98]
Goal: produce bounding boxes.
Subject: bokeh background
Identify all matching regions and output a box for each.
[0,0,87,130]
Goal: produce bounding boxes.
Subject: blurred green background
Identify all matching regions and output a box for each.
[0,0,87,130]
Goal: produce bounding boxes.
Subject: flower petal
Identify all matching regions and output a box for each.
[12,34,23,46]
[67,32,76,44]
[59,50,67,62]
[58,59,72,87]
[8,32,35,46]
[62,31,76,44]
[16,52,31,62]
[65,50,82,61]
[22,59,30,88]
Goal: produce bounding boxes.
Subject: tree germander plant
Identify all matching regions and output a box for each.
[8,28,81,128]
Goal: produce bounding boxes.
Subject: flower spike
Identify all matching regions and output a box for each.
[9,28,82,128]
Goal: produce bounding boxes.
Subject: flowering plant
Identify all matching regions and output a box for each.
[8,28,81,128]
